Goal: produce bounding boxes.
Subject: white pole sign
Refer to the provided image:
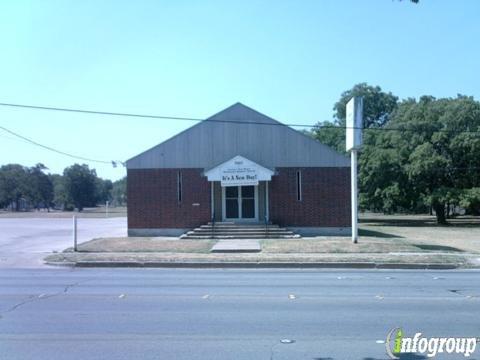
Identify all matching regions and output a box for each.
[346,97,363,244]
[346,97,363,151]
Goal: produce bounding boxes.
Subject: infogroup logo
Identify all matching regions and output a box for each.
[385,328,478,359]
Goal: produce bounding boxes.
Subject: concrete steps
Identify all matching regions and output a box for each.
[180,222,301,239]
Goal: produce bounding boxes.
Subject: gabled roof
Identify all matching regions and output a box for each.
[126,103,349,169]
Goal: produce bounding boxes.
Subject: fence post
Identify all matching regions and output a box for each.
[73,215,77,252]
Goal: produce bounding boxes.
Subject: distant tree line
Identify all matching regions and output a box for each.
[310,83,480,224]
[0,163,126,212]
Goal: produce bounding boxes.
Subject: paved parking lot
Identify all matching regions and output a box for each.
[0,217,126,268]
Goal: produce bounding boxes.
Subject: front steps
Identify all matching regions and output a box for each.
[180,222,301,239]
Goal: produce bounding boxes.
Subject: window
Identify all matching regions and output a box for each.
[296,170,302,201]
[177,171,182,203]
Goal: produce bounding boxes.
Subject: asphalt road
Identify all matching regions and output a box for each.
[1,268,479,360]
[0,217,126,268]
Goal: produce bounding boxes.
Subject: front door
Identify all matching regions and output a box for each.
[223,185,257,221]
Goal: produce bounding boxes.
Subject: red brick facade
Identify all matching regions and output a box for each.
[269,167,351,227]
[127,168,211,229]
[127,167,350,230]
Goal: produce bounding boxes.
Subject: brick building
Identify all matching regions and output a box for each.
[126,103,351,237]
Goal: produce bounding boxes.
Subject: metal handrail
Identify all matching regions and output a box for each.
[265,215,269,238]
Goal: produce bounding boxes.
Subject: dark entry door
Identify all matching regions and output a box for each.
[224,186,256,220]
[241,186,255,219]
[225,186,239,219]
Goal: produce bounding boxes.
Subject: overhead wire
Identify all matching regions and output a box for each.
[1,101,480,167]
[1,102,480,134]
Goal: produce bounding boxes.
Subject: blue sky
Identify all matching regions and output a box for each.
[0,0,479,180]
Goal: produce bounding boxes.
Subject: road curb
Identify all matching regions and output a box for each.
[46,260,462,270]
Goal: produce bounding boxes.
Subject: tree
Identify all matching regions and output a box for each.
[311,83,398,152]
[27,163,54,210]
[50,174,73,210]
[63,164,98,211]
[311,120,344,153]
[333,83,398,128]
[0,163,116,212]
[95,178,113,204]
[0,164,29,210]
[111,177,127,206]
[360,95,480,224]
[459,188,480,215]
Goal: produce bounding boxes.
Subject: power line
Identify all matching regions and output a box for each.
[0,101,323,128]
[1,101,480,134]
[0,125,121,166]
[0,102,211,123]
[1,123,479,173]
[1,102,480,167]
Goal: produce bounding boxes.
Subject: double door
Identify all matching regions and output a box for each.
[223,185,257,221]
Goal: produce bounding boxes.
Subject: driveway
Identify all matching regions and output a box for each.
[0,217,126,268]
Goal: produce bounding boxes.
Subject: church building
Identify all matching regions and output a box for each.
[126,103,351,237]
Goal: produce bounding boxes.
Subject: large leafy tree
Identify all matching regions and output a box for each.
[50,174,73,210]
[0,162,116,212]
[360,95,480,224]
[0,164,29,210]
[27,163,54,210]
[0,163,53,211]
[312,83,398,152]
[63,164,98,211]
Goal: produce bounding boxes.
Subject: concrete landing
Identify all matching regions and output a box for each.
[210,240,262,253]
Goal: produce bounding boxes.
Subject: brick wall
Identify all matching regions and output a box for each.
[128,167,350,230]
[127,168,211,229]
[269,167,351,227]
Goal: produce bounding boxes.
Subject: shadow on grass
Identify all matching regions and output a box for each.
[359,228,404,238]
[360,215,480,228]
[413,244,464,252]
[360,217,438,227]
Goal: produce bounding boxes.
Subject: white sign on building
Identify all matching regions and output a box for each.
[204,155,274,187]
[220,162,258,186]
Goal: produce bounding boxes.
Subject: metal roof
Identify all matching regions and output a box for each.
[126,103,349,169]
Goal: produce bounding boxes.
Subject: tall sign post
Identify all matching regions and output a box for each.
[346,97,363,243]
